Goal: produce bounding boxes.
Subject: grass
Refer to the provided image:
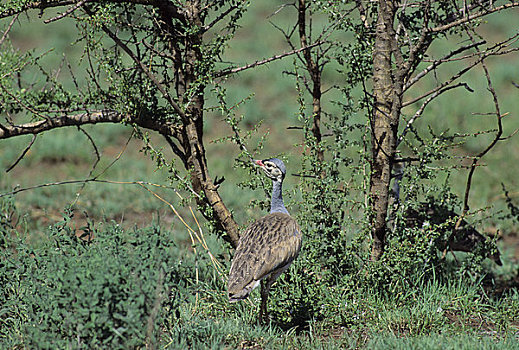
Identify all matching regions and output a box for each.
[157,271,519,349]
[1,2,519,349]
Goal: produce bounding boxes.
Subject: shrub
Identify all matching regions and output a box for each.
[0,211,195,349]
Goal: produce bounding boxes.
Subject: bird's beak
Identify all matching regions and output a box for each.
[253,159,264,167]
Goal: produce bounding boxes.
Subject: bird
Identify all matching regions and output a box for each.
[228,158,302,322]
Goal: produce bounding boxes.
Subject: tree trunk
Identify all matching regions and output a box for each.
[162,3,240,248]
[182,112,240,248]
[369,1,401,260]
[298,0,324,164]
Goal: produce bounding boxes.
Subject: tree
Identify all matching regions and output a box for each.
[264,1,518,263]
[1,0,518,264]
[289,0,519,261]
[0,0,252,247]
[365,0,519,260]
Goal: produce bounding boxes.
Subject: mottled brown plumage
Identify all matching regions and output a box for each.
[227,158,302,322]
[228,213,302,301]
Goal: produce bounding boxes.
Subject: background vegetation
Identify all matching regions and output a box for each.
[1,1,519,349]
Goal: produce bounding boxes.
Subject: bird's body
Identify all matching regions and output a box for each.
[228,158,301,321]
[228,212,302,302]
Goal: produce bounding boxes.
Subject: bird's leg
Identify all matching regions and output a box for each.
[258,279,270,324]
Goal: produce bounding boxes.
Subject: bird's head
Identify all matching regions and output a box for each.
[253,158,286,182]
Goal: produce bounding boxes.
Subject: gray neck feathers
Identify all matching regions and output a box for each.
[270,179,289,215]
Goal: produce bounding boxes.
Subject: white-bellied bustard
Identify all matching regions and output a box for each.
[228,158,302,322]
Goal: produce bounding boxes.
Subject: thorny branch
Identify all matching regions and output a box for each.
[213,42,324,78]
[399,30,519,140]
[457,26,505,224]
[428,2,519,34]
[404,39,486,91]
[0,13,18,46]
[399,82,474,145]
[0,109,182,139]
[5,134,37,173]
[402,45,519,108]
[44,0,87,24]
[202,2,242,33]
[82,5,187,121]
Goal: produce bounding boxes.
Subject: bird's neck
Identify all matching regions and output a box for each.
[270,179,289,215]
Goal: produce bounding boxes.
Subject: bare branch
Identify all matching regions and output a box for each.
[163,134,186,166]
[499,127,518,141]
[428,2,519,34]
[404,39,486,91]
[93,128,134,181]
[202,3,241,33]
[402,46,519,107]
[213,41,324,78]
[43,0,87,24]
[68,126,102,206]
[78,125,101,174]
[0,13,19,46]
[0,109,183,139]
[5,134,37,173]
[403,2,519,83]
[459,28,505,220]
[269,19,307,69]
[401,0,433,79]
[0,178,175,198]
[399,82,473,145]
[142,40,175,61]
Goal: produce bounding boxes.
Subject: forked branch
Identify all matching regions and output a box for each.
[458,28,505,223]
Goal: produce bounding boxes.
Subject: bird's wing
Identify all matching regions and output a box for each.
[228,213,302,296]
[252,214,301,282]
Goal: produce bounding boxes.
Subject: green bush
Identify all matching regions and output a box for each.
[0,211,195,349]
